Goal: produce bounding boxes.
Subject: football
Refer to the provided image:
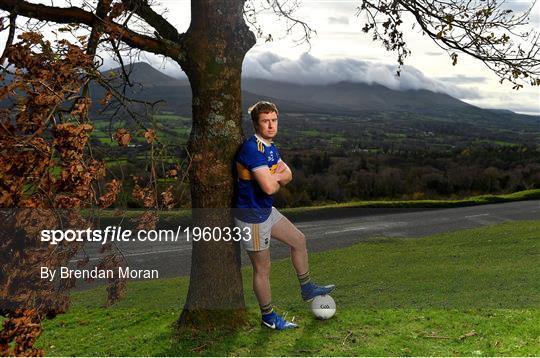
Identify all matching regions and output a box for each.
[311,294,336,320]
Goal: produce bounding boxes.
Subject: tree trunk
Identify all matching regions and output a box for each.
[174,0,256,331]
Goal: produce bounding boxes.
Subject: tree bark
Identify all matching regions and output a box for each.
[174,0,256,330]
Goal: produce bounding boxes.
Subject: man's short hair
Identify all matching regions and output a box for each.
[248,101,279,123]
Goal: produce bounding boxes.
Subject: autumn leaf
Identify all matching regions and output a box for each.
[113,128,131,146]
[166,166,179,178]
[70,97,91,117]
[0,31,116,356]
[161,185,175,209]
[99,90,113,106]
[144,128,156,144]
[98,179,122,208]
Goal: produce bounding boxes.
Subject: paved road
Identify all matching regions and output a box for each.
[71,200,539,288]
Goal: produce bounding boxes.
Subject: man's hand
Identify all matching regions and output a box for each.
[275,161,287,174]
[275,160,292,186]
[252,161,293,195]
[253,168,281,195]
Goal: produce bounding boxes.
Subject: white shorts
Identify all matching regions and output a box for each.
[234,207,284,251]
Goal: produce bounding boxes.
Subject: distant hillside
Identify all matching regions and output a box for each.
[91,62,538,124]
[96,62,475,114]
[102,62,188,88]
[84,62,540,156]
[2,62,537,126]
[242,78,475,114]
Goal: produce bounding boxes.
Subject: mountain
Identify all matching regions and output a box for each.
[241,78,475,114]
[95,62,476,115]
[3,62,537,125]
[103,62,188,88]
[92,63,539,124]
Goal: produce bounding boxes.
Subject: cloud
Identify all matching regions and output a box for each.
[465,89,540,116]
[437,75,488,85]
[504,1,535,14]
[488,1,539,26]
[243,51,480,99]
[328,16,349,25]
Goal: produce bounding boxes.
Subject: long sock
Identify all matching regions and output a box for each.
[260,302,273,316]
[297,270,311,287]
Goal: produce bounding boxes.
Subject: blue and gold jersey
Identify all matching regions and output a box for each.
[235,135,281,223]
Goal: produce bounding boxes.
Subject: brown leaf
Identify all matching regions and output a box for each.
[165,165,179,179]
[161,186,175,209]
[70,97,91,117]
[113,128,131,146]
[144,128,156,144]
[98,179,122,208]
[99,90,113,106]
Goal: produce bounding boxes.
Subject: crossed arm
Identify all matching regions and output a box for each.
[252,160,293,195]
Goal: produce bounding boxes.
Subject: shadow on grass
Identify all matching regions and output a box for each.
[158,318,274,356]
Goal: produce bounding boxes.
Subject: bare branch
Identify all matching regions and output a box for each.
[0,12,16,66]
[0,0,185,59]
[358,0,540,88]
[244,0,315,47]
[87,0,112,57]
[120,0,181,42]
[107,36,134,87]
[82,0,112,98]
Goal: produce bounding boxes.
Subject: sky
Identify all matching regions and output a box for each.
[3,0,540,115]
[130,0,540,115]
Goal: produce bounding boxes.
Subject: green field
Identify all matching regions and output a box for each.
[284,188,540,212]
[36,220,539,356]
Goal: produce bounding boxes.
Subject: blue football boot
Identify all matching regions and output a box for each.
[261,311,298,330]
[301,282,336,302]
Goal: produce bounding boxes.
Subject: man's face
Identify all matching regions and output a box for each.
[255,111,278,141]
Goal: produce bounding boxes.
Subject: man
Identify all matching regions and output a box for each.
[234,101,335,330]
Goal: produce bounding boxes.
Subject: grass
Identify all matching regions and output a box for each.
[299,129,323,137]
[153,114,191,122]
[284,188,540,214]
[90,188,540,219]
[105,158,129,167]
[35,220,540,356]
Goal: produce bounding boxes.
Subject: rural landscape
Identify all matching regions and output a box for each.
[77,62,540,208]
[18,62,538,356]
[1,0,539,356]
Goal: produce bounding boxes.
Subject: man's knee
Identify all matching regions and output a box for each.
[254,264,271,277]
[253,255,271,276]
[293,231,306,251]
